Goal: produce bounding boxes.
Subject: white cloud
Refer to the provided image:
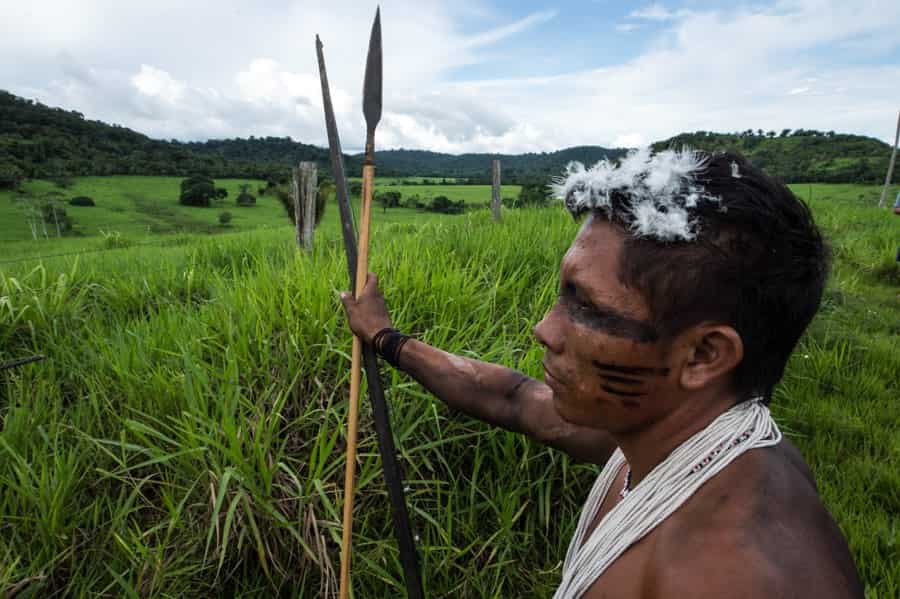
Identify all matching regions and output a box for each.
[629,3,687,21]
[463,10,558,48]
[1,0,899,153]
[615,23,642,33]
[132,65,184,104]
[613,133,647,148]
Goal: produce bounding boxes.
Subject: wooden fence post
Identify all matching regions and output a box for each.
[293,162,318,249]
[878,110,900,209]
[491,159,501,222]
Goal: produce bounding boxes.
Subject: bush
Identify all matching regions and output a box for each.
[517,183,551,207]
[0,163,24,190]
[403,194,424,209]
[236,192,256,207]
[69,196,96,207]
[218,211,232,226]
[179,175,217,207]
[426,195,465,214]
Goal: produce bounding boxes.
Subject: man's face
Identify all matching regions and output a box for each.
[534,217,678,432]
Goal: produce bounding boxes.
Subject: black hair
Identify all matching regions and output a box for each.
[600,152,830,403]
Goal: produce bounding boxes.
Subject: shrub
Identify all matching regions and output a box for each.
[426,195,465,214]
[403,194,424,209]
[179,175,217,207]
[218,211,232,226]
[236,193,256,207]
[69,196,96,207]
[0,163,25,189]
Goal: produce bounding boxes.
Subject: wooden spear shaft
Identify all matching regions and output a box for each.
[339,163,374,599]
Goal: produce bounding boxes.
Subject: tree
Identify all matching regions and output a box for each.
[376,190,402,212]
[179,175,217,206]
[0,163,24,189]
[517,182,551,207]
[218,211,232,226]
[40,193,73,236]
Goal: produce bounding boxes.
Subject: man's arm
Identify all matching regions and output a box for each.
[397,339,615,464]
[340,273,616,465]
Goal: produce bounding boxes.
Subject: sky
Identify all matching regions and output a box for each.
[1,0,899,154]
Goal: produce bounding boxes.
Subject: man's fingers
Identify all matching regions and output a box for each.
[339,291,354,310]
[362,272,380,296]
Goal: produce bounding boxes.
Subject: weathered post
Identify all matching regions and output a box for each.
[292,161,318,249]
[878,110,900,209]
[301,162,317,249]
[491,159,501,222]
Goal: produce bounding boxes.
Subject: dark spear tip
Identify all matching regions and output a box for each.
[362,6,383,138]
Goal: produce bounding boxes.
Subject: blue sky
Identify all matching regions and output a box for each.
[1,0,898,153]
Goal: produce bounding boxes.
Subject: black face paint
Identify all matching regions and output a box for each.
[560,281,659,343]
[600,385,645,397]
[593,361,670,377]
[598,373,644,386]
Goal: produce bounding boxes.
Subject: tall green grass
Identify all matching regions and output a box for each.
[1,185,898,597]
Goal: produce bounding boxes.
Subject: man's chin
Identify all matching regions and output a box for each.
[550,393,583,425]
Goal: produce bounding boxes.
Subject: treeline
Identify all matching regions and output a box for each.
[653,130,891,183]
[0,91,331,188]
[367,146,628,181]
[1,90,894,188]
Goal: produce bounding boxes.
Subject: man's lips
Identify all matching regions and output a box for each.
[542,362,564,388]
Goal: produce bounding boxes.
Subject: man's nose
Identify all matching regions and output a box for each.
[534,305,565,354]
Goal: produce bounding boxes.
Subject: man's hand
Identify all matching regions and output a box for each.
[339,272,393,344]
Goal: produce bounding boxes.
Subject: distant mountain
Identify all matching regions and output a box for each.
[362,146,628,182]
[0,90,893,187]
[653,130,892,183]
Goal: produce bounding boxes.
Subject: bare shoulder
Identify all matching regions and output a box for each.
[648,439,864,598]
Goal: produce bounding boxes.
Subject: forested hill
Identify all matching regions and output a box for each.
[653,130,891,183]
[365,146,629,182]
[0,91,331,186]
[0,90,893,187]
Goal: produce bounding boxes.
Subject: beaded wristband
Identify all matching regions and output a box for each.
[371,327,412,368]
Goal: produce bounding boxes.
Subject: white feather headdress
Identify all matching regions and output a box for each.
[550,147,721,241]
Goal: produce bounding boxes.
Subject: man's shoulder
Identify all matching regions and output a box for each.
[648,440,863,597]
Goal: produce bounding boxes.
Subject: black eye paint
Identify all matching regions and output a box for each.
[559,281,659,343]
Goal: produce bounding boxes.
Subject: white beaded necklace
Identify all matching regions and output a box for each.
[553,398,782,599]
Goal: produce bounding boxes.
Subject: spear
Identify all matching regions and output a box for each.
[316,10,424,599]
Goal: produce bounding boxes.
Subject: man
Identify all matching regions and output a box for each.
[340,149,863,598]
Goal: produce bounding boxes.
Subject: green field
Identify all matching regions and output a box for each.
[0,176,521,262]
[0,183,898,596]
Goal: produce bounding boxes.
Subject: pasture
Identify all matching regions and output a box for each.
[0,182,898,597]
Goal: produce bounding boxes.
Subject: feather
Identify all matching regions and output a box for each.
[552,147,720,241]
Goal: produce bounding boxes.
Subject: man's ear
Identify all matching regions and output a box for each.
[677,324,744,391]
